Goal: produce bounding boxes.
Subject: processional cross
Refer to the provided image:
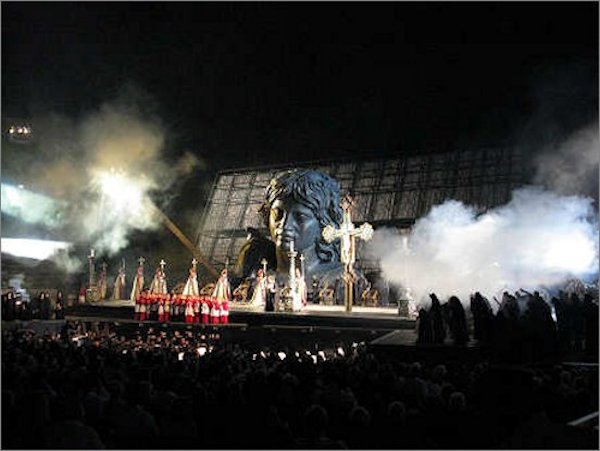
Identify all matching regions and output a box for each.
[260,258,268,275]
[159,259,166,271]
[322,194,374,313]
[191,257,198,270]
[88,248,96,286]
[138,256,146,267]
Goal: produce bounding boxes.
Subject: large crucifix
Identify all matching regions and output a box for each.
[322,194,374,313]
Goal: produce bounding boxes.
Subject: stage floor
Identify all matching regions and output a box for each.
[94,299,402,316]
[68,300,415,331]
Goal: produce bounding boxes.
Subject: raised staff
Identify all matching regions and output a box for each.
[322,194,373,313]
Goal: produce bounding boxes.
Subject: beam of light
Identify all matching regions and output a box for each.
[89,167,154,217]
[1,238,72,260]
[1,183,64,228]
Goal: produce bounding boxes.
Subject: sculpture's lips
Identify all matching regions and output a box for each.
[278,235,295,249]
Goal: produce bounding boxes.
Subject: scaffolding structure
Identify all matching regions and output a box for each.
[195,147,524,275]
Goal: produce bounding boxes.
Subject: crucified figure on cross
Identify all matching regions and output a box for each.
[322,194,373,313]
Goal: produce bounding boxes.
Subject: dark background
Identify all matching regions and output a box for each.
[3,2,597,163]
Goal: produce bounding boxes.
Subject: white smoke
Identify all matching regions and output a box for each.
[3,86,203,270]
[533,122,599,200]
[367,187,598,308]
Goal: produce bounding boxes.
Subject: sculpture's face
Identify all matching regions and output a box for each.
[269,196,321,254]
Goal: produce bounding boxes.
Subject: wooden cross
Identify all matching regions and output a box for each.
[321,194,373,312]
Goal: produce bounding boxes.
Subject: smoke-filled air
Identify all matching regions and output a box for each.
[366,123,599,309]
[1,87,201,271]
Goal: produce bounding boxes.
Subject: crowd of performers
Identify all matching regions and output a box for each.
[133,260,231,324]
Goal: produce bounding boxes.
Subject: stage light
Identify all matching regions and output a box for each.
[1,183,64,228]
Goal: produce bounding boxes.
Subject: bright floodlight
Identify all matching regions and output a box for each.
[1,238,71,260]
[92,168,147,210]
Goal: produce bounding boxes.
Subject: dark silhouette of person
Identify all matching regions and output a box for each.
[293,404,346,449]
[417,308,433,344]
[429,293,446,344]
[265,275,277,312]
[55,291,65,320]
[582,293,598,356]
[447,296,469,345]
[470,292,494,344]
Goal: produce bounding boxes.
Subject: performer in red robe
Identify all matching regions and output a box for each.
[210,300,220,324]
[201,296,211,324]
[158,296,165,322]
[221,300,229,324]
[193,297,201,323]
[164,294,171,322]
[139,290,147,321]
[134,293,141,320]
[173,294,182,322]
[184,296,195,323]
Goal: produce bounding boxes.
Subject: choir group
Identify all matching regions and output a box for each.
[132,258,231,325]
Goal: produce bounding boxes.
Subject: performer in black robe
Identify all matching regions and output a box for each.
[265,275,277,312]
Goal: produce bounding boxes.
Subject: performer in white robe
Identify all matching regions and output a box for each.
[294,268,308,311]
[212,268,232,324]
[130,263,145,303]
[111,265,126,300]
[181,259,200,297]
[149,260,168,295]
[212,268,232,304]
[250,269,267,307]
[98,263,108,300]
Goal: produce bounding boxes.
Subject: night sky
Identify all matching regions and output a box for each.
[3,2,597,169]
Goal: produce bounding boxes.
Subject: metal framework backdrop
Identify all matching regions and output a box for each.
[195,148,524,276]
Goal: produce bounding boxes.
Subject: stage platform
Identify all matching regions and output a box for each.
[66,300,415,331]
[368,329,489,361]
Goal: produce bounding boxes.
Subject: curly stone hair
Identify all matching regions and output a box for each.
[259,169,343,264]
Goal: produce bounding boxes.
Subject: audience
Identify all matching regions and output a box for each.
[2,319,597,449]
